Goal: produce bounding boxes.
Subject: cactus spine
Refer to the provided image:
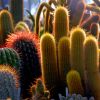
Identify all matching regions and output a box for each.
[54,6,69,44]
[6,32,41,99]
[58,37,70,84]
[67,70,84,95]
[0,65,20,100]
[0,10,14,45]
[0,48,20,70]
[10,0,23,24]
[70,27,86,81]
[40,33,59,90]
[84,36,100,100]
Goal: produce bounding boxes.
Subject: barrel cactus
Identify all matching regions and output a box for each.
[0,65,20,100]
[6,32,41,99]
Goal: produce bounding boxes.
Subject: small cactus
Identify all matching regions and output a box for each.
[66,70,84,95]
[0,65,20,100]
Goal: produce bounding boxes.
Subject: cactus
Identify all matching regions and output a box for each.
[6,32,41,99]
[80,14,100,32]
[66,70,84,95]
[14,21,30,32]
[90,23,99,39]
[84,36,100,100]
[40,33,60,99]
[35,2,54,35]
[0,48,20,70]
[86,5,100,14]
[45,0,58,32]
[30,79,50,100]
[0,65,20,100]
[10,0,23,24]
[70,1,85,28]
[58,37,71,85]
[0,10,14,45]
[70,27,86,81]
[54,6,69,44]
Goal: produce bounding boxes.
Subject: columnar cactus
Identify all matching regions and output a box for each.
[90,23,99,39]
[66,70,84,95]
[40,33,59,99]
[30,79,50,100]
[10,0,23,24]
[70,27,86,81]
[6,32,41,99]
[84,36,100,100]
[14,21,30,32]
[54,6,69,44]
[58,37,70,85]
[0,48,20,70]
[0,65,20,100]
[0,10,14,45]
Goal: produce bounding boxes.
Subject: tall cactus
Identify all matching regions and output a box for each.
[6,32,41,99]
[58,37,71,85]
[0,65,20,100]
[40,33,59,99]
[0,48,21,71]
[66,70,84,95]
[84,36,100,100]
[10,0,23,24]
[70,27,86,81]
[0,10,14,45]
[54,6,69,44]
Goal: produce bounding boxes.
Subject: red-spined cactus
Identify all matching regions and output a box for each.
[6,32,41,99]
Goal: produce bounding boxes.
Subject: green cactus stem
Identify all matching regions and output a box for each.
[67,70,84,95]
[70,27,86,81]
[58,37,71,85]
[54,6,69,44]
[0,10,14,45]
[35,2,54,35]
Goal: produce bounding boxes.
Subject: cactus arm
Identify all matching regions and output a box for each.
[35,2,54,35]
[45,0,58,32]
[86,4,100,14]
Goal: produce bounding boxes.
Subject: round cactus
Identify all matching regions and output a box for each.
[0,48,21,70]
[0,10,14,45]
[67,70,84,95]
[6,32,41,99]
[54,6,69,44]
[0,65,20,100]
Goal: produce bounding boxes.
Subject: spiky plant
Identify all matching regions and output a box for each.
[6,32,41,99]
[54,6,69,44]
[30,79,50,100]
[58,37,71,85]
[70,27,86,81]
[0,48,21,70]
[67,70,84,95]
[84,36,100,100]
[0,65,20,100]
[14,21,30,32]
[0,10,14,45]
